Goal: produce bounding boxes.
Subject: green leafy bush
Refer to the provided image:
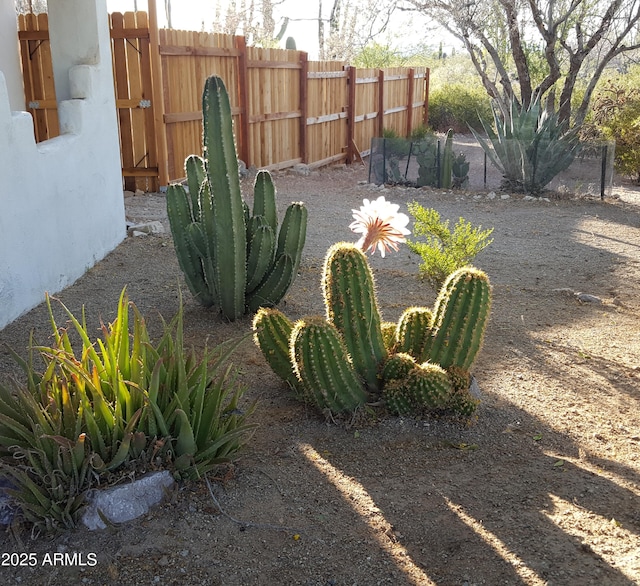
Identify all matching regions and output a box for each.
[0,289,255,533]
[589,80,640,183]
[406,203,494,289]
[428,84,492,133]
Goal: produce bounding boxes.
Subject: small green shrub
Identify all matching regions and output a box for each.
[428,84,492,133]
[589,80,640,183]
[0,289,255,533]
[406,203,494,289]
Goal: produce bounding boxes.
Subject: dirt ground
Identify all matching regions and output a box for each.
[0,158,639,586]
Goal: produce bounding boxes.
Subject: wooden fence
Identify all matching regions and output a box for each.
[17,12,429,190]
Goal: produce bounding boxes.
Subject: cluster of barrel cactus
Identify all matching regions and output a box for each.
[253,242,491,417]
[166,75,307,320]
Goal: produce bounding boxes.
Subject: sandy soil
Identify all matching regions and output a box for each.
[0,160,639,586]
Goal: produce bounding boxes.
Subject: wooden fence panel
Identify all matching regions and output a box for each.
[306,61,348,167]
[17,13,59,142]
[246,45,303,169]
[17,12,429,187]
[159,27,243,180]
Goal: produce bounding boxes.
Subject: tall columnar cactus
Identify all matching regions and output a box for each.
[423,266,492,369]
[166,75,307,320]
[322,243,387,389]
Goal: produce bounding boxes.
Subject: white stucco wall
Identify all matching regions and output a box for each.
[0,0,125,329]
[0,0,23,110]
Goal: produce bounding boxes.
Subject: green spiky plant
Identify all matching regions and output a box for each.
[166,75,307,320]
[471,97,581,195]
[0,289,255,533]
[253,241,491,418]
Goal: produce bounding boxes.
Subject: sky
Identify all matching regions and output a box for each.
[105,0,450,59]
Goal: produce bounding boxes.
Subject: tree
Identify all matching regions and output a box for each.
[211,0,397,60]
[211,0,289,47]
[403,0,640,126]
[317,0,397,61]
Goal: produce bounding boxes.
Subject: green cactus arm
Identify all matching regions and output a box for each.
[381,352,416,384]
[185,154,205,219]
[441,129,454,189]
[246,224,276,293]
[291,318,368,413]
[322,243,387,390]
[252,308,298,388]
[275,202,308,276]
[253,171,278,232]
[395,306,433,362]
[202,75,247,320]
[382,380,415,416]
[404,362,452,410]
[425,267,491,370]
[166,184,215,306]
[246,254,295,312]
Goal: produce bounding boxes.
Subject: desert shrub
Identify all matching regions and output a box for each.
[0,289,255,533]
[588,79,640,184]
[428,84,492,133]
[406,203,494,289]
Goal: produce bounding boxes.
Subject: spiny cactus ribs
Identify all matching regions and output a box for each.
[254,243,491,418]
[167,75,307,320]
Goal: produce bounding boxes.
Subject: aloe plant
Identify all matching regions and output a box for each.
[0,289,255,532]
[471,97,581,195]
[167,76,307,320]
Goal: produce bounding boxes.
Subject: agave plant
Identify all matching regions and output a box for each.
[0,289,255,533]
[471,97,581,195]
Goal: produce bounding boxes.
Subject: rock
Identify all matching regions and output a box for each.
[82,471,175,530]
[0,478,17,525]
[500,194,511,200]
[238,160,248,178]
[292,163,311,177]
[127,221,165,237]
[487,191,496,200]
[575,292,602,304]
[135,189,145,196]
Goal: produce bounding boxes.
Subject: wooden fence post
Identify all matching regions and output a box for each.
[406,68,415,137]
[423,68,430,128]
[235,35,250,167]
[346,65,356,164]
[148,0,169,188]
[299,51,308,164]
[378,69,384,137]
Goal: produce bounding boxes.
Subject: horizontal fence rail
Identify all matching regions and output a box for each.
[17,11,430,190]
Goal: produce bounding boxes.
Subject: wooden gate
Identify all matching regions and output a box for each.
[17,12,158,191]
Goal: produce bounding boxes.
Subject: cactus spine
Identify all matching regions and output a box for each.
[322,243,387,389]
[166,76,307,320]
[291,318,368,412]
[424,267,491,369]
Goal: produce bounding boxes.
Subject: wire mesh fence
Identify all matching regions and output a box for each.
[368,135,616,199]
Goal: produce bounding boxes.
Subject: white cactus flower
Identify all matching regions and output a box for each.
[349,196,411,257]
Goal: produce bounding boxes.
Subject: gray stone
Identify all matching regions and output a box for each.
[575,292,602,304]
[127,221,165,236]
[292,163,311,177]
[82,471,175,530]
